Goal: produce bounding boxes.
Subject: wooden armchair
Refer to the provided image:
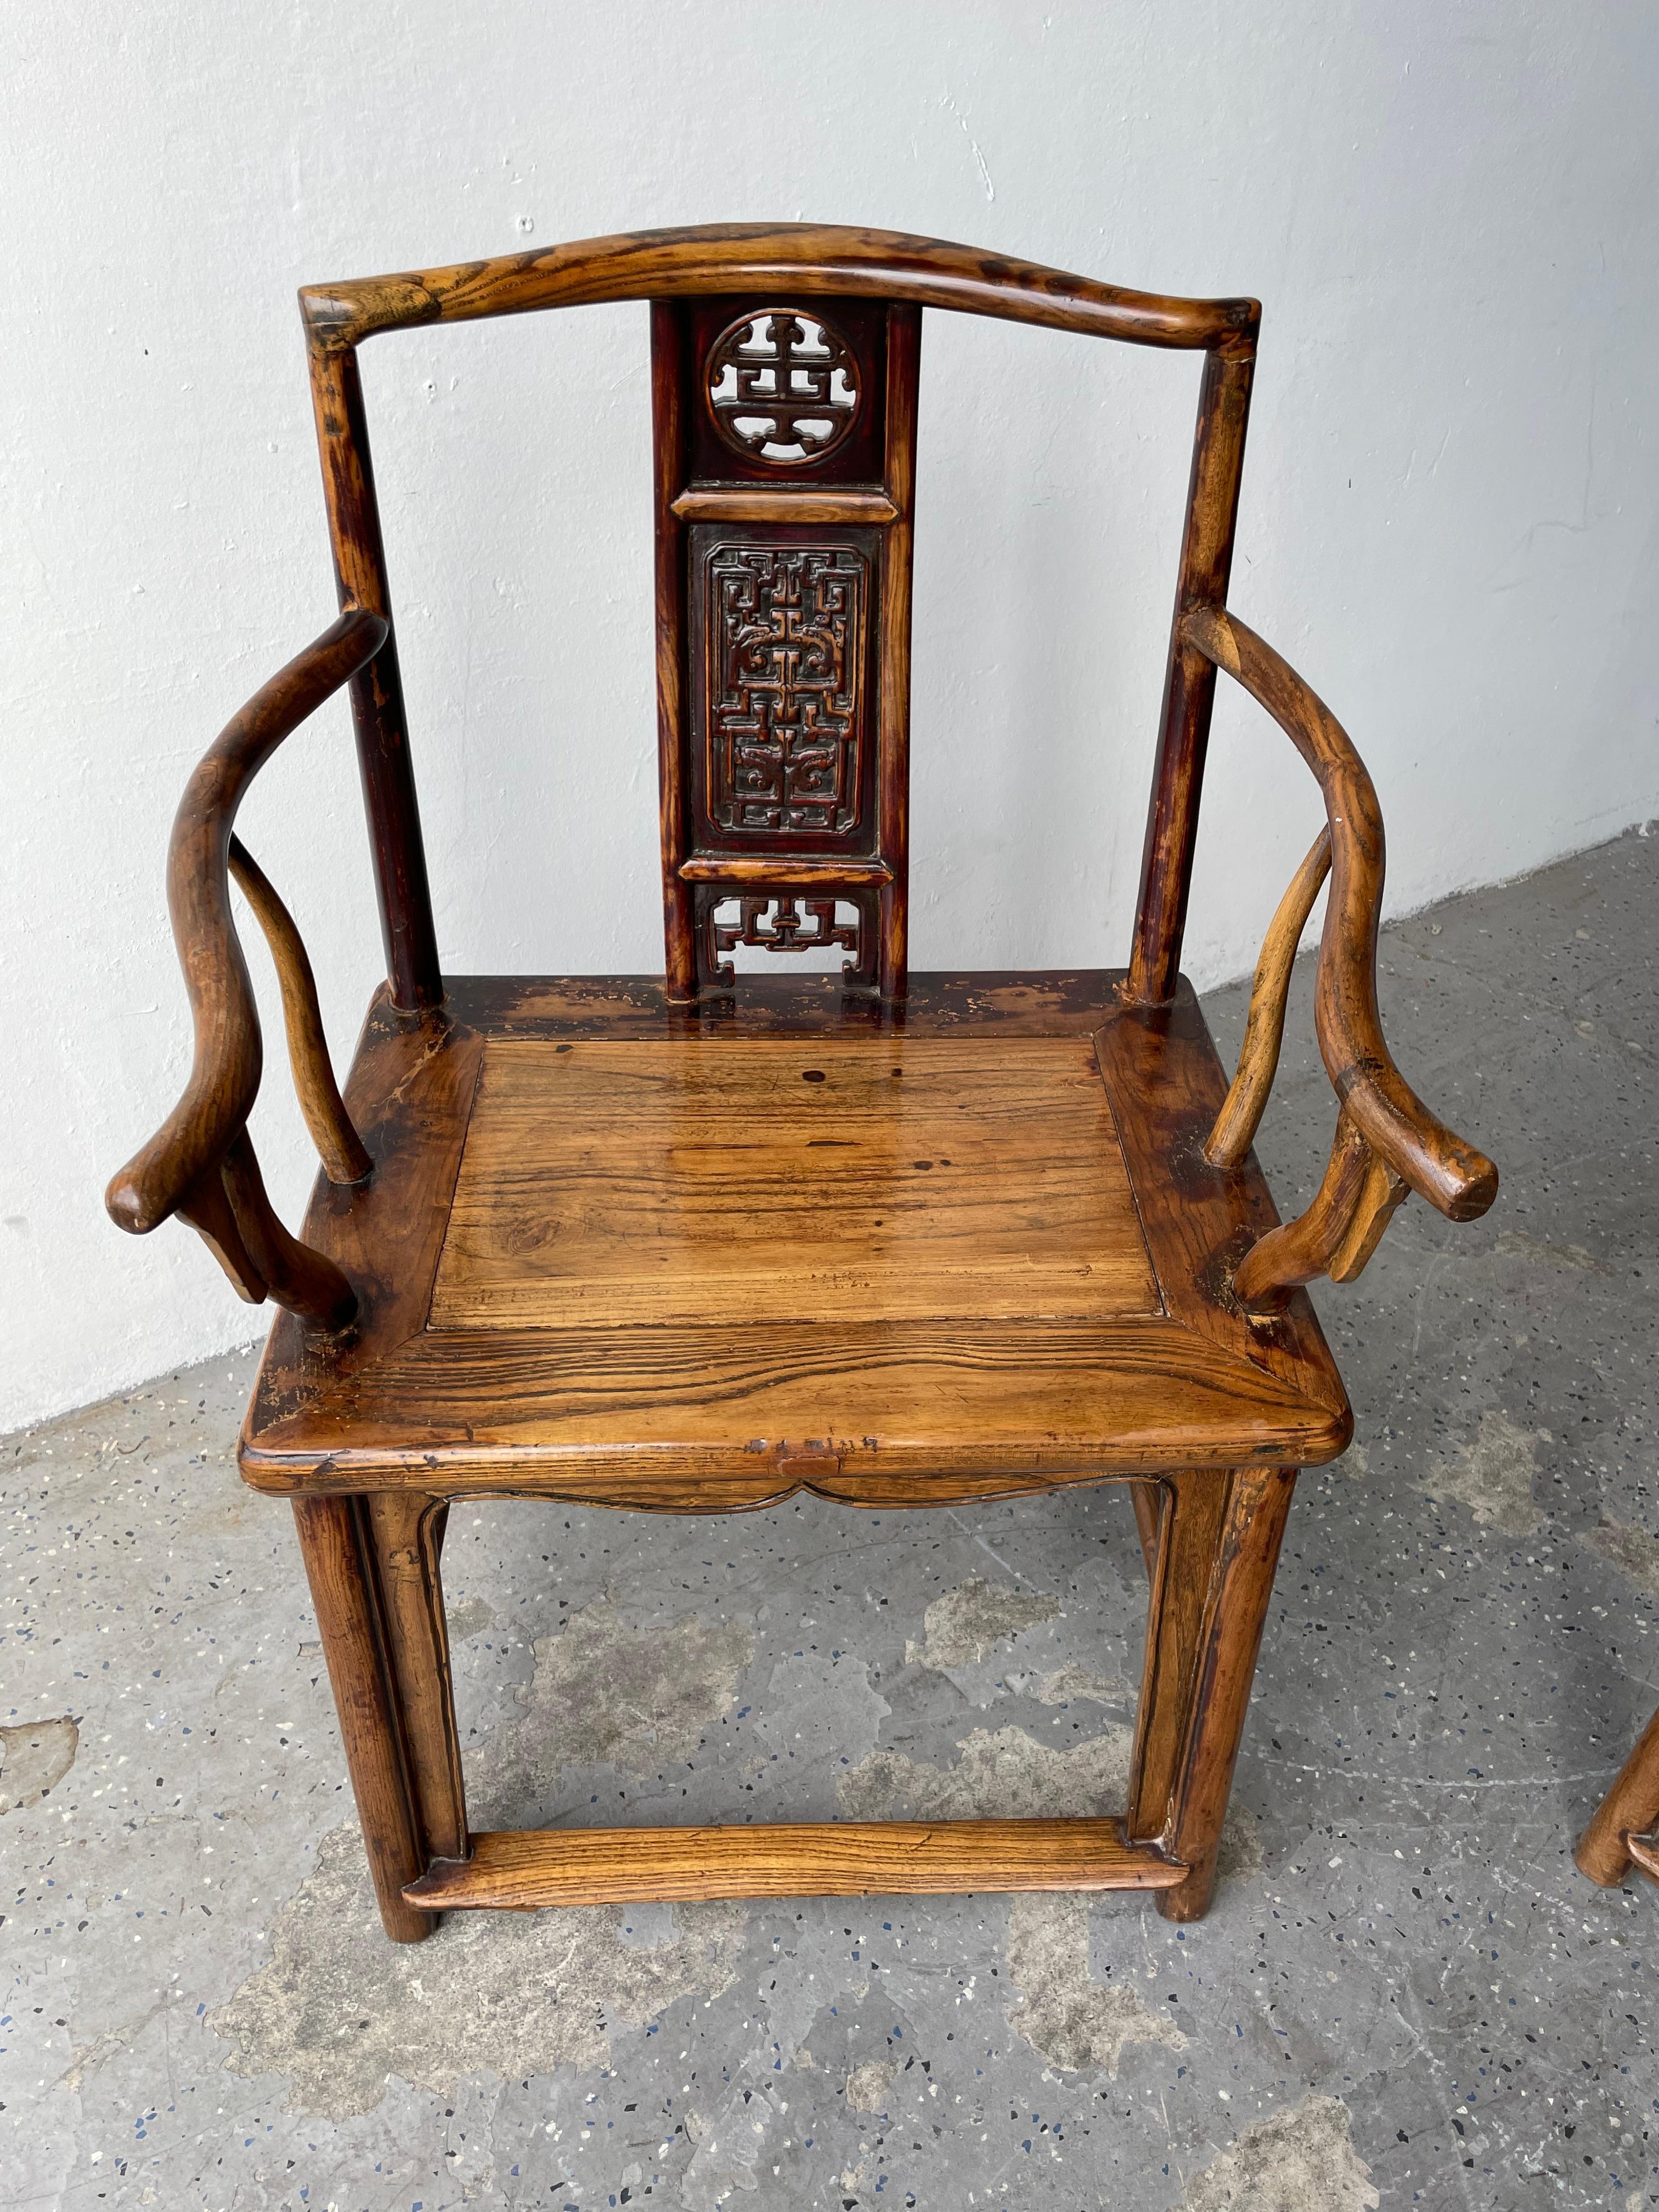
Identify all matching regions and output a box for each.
[107,224,1497,1943]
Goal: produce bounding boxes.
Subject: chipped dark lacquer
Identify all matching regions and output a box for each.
[106,224,1497,1940]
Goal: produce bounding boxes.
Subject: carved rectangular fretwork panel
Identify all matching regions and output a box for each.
[654,297,919,1001]
[694,889,877,989]
[694,534,872,843]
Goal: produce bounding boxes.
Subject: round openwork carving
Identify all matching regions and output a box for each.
[705,308,861,466]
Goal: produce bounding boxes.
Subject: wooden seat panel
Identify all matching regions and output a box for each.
[241,972,1350,1499]
[428,1035,1160,1330]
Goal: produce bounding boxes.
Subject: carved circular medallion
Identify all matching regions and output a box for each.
[705,308,860,466]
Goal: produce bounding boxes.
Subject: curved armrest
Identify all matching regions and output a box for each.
[1177,606,1496,1317]
[1183,607,1497,1222]
[105,610,387,1327]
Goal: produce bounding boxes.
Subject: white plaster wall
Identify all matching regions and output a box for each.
[4,2,1656,1431]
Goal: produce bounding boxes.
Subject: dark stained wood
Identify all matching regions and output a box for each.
[221,1131,357,1330]
[405,1819,1184,1911]
[176,1161,266,1305]
[298,222,1260,354]
[657,292,912,1004]
[1127,350,1255,1005]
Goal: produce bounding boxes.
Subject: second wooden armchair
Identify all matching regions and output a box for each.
[108,223,1497,1942]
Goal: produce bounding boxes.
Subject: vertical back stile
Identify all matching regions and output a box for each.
[650,302,698,1001]
[304,331,443,1011]
[1128,346,1255,1005]
[877,303,921,999]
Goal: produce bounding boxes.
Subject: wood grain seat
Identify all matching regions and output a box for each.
[240,972,1350,1503]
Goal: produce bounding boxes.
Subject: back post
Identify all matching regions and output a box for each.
[303,322,444,1012]
[649,292,922,1003]
[1127,344,1255,1005]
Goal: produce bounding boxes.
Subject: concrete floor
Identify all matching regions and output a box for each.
[5,827,1657,2211]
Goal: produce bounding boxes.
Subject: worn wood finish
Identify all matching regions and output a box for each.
[1127,1473,1233,1854]
[406,1820,1183,1911]
[1328,1152,1410,1283]
[221,1131,358,1330]
[1130,1479,1162,1581]
[305,343,442,1011]
[111,226,1503,1938]
[428,1036,1158,1330]
[105,610,384,1236]
[1577,1706,1659,1888]
[364,1493,468,1863]
[1130,1464,1296,1921]
[651,294,919,1003]
[228,836,372,1184]
[238,973,1350,1500]
[299,223,1260,353]
[670,488,899,526]
[1127,351,1255,1006]
[291,1495,433,1941]
[105,610,387,1327]
[678,855,894,891]
[1184,607,1497,1224]
[1233,1109,1375,1314]
[877,304,921,998]
[1205,828,1331,1171]
[650,300,698,1001]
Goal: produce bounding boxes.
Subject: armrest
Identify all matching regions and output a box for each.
[1180,606,1497,1310]
[105,610,387,1327]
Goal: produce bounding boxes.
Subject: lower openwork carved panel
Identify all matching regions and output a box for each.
[695,889,877,990]
[698,539,870,839]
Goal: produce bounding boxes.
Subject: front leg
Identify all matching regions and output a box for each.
[1126,1465,1295,1920]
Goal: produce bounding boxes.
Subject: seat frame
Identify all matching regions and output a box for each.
[107,225,1497,1939]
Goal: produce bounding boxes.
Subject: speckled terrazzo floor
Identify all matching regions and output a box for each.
[4,827,1656,2210]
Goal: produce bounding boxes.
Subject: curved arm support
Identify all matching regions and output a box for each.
[1233,1109,1373,1310]
[1183,607,1497,1227]
[105,609,387,1327]
[228,837,373,1185]
[1205,827,1331,1170]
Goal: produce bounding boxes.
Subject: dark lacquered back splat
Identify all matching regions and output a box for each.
[651,297,921,1001]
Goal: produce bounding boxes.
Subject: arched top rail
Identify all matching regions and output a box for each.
[300,222,1260,356]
